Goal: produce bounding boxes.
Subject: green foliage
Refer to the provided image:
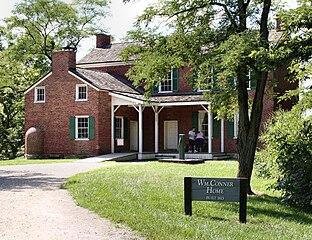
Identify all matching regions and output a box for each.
[256,107,312,209]
[5,0,108,62]
[65,162,312,240]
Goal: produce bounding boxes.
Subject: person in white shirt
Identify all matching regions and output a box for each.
[188,127,196,153]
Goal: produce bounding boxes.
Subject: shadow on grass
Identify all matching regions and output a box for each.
[192,194,312,224]
[247,195,312,224]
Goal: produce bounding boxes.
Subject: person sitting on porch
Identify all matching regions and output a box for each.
[188,127,196,153]
[195,131,205,152]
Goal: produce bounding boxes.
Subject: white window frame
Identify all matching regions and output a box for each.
[159,70,173,93]
[233,113,239,139]
[115,116,124,139]
[75,84,88,101]
[198,110,209,138]
[34,86,45,103]
[75,116,89,141]
[197,67,214,92]
[246,70,251,90]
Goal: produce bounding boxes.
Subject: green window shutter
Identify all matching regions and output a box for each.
[191,112,198,130]
[250,70,257,90]
[89,116,95,140]
[153,84,159,93]
[227,119,234,138]
[69,116,76,140]
[213,115,221,138]
[172,68,179,92]
[124,117,128,140]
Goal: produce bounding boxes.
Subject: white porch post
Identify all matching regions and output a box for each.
[152,106,164,154]
[208,105,213,154]
[221,118,225,153]
[111,104,115,153]
[138,104,143,153]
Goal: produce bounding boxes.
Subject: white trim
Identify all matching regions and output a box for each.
[77,61,133,68]
[197,67,214,92]
[109,92,144,105]
[247,70,251,90]
[111,104,115,153]
[221,118,225,153]
[138,105,143,153]
[234,112,239,139]
[75,84,88,101]
[164,120,178,150]
[158,70,174,93]
[68,71,100,91]
[114,116,124,139]
[34,86,46,103]
[75,115,90,141]
[25,72,52,94]
[158,101,209,106]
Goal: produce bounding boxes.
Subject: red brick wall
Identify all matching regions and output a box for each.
[178,67,193,92]
[273,66,298,111]
[25,71,112,157]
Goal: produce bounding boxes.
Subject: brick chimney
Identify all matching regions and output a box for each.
[96,34,111,48]
[52,47,76,73]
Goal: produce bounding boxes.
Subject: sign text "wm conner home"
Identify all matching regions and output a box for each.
[191,178,240,202]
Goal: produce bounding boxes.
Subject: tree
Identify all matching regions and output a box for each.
[4,0,108,70]
[122,0,312,194]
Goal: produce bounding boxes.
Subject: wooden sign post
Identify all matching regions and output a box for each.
[184,177,248,223]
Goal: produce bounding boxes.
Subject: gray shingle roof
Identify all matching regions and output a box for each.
[77,43,132,64]
[71,68,141,94]
[110,91,205,103]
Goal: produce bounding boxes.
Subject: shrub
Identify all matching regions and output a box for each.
[256,109,312,209]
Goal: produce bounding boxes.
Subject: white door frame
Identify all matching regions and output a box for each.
[164,120,178,150]
[130,120,138,151]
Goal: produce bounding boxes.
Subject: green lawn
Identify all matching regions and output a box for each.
[0,158,75,166]
[64,161,312,240]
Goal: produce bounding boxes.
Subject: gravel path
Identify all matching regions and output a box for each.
[0,162,143,240]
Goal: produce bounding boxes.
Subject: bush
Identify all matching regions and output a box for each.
[256,109,312,209]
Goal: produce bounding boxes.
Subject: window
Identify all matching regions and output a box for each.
[34,86,45,103]
[197,68,214,92]
[246,70,251,90]
[233,113,239,138]
[76,117,89,140]
[76,84,88,101]
[159,71,173,92]
[198,111,209,137]
[115,117,124,139]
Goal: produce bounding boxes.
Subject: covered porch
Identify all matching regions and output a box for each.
[109,92,237,160]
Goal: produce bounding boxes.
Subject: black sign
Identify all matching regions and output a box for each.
[184,177,248,223]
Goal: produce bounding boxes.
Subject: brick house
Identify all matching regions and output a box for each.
[24,33,294,160]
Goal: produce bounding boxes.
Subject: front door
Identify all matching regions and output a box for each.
[130,121,138,151]
[164,120,178,150]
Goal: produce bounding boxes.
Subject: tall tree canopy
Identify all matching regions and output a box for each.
[122,0,312,193]
[4,0,108,72]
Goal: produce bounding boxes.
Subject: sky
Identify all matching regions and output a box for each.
[0,0,298,59]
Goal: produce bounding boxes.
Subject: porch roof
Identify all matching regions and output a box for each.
[109,91,209,106]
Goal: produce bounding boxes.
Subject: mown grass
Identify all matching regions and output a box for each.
[65,161,312,240]
[0,158,75,166]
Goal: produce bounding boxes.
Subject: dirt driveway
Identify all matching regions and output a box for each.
[0,162,143,240]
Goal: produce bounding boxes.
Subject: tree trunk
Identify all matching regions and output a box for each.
[235,0,272,195]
